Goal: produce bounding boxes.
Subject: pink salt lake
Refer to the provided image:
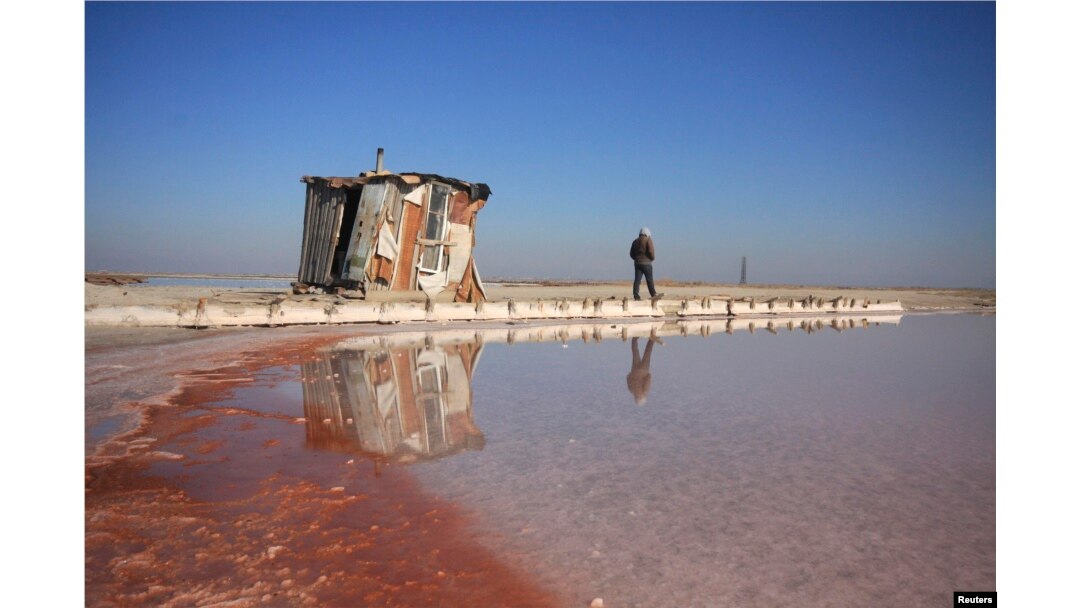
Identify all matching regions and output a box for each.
[93,313,994,606]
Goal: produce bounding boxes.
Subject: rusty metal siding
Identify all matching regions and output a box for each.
[388,182,418,289]
[449,190,471,224]
[394,190,426,291]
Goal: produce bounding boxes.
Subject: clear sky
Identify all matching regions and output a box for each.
[85,1,995,288]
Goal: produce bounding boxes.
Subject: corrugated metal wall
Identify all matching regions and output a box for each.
[297,181,347,285]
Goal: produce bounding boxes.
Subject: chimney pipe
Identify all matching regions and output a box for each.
[375,148,384,173]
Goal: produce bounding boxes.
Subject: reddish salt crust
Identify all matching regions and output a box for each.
[85,337,556,608]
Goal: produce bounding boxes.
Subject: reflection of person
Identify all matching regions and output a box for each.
[629,227,660,300]
[626,337,660,405]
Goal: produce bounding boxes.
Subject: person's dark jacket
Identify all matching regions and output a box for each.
[630,235,655,264]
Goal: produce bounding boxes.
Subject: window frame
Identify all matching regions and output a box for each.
[417,182,452,274]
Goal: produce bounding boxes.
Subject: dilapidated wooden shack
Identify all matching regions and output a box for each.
[296,150,492,302]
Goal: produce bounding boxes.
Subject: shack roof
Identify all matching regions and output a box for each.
[301,172,492,202]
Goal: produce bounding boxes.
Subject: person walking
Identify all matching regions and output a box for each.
[630,227,662,300]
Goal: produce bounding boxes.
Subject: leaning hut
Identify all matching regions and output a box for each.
[296,150,491,302]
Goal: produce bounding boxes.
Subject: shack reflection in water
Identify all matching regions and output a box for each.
[302,341,485,462]
[300,314,903,462]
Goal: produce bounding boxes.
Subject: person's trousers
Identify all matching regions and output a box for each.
[633,262,656,299]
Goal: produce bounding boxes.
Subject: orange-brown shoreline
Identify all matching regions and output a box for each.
[86,332,558,607]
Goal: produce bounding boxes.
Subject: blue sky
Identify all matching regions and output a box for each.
[85,2,995,287]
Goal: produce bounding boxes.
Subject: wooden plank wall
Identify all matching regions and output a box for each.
[393,189,426,291]
[367,181,405,288]
[343,183,387,282]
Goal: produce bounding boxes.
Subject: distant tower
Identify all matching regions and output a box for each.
[739,257,747,285]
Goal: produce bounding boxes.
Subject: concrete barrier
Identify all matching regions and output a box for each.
[86,296,908,328]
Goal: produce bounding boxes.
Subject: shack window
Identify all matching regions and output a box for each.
[417,359,447,450]
[418,183,451,273]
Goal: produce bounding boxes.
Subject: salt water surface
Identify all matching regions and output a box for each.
[419,313,995,606]
[86,313,994,606]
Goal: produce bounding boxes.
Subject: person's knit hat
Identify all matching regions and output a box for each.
[640,227,651,237]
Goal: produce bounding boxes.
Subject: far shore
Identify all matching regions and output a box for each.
[85,271,295,284]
